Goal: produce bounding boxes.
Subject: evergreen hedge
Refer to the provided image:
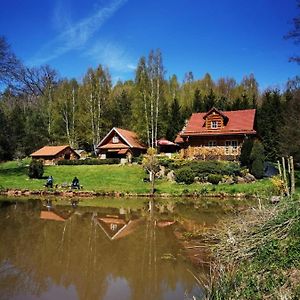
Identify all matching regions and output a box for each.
[57,158,120,165]
[174,167,195,184]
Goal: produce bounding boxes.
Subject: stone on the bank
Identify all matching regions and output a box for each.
[244,173,256,182]
[166,170,175,182]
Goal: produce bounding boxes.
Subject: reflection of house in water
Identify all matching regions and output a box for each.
[156,220,176,228]
[40,210,73,222]
[94,214,141,241]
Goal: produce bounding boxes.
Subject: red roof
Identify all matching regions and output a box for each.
[174,134,184,144]
[157,138,177,146]
[31,145,76,157]
[40,211,66,222]
[97,127,146,150]
[180,109,256,137]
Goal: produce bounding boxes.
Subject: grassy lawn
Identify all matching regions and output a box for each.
[0,159,275,196]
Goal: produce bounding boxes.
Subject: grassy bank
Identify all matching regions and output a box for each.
[205,196,300,299]
[0,160,275,197]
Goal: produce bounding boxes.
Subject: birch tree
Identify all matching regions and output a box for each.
[133,57,151,146]
[54,79,78,147]
[81,66,111,153]
[133,50,166,148]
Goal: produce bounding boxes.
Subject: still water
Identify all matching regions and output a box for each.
[0,197,250,300]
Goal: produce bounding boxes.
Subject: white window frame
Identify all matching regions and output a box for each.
[208,140,217,147]
[110,223,118,231]
[112,136,119,143]
[211,120,218,129]
[225,140,238,155]
[231,140,238,154]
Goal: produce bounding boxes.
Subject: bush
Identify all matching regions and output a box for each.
[207,174,223,184]
[57,158,120,165]
[172,160,241,178]
[175,167,195,184]
[250,140,265,179]
[132,155,144,164]
[28,160,44,178]
[240,138,254,167]
[157,157,173,168]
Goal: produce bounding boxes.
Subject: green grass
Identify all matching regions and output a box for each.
[0,159,275,196]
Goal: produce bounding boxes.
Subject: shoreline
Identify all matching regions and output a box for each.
[0,188,256,199]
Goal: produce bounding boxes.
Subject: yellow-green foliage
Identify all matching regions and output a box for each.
[271,176,285,195]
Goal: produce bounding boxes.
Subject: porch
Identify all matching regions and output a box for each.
[180,145,242,160]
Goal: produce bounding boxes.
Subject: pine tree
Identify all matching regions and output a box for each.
[192,88,203,112]
[204,89,216,111]
[240,138,254,168]
[257,90,282,161]
[166,98,184,141]
[250,140,265,179]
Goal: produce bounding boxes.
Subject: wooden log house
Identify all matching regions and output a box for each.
[175,107,257,160]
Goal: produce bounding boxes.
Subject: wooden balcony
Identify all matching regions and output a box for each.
[180,146,241,160]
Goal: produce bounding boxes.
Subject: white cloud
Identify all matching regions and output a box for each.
[86,41,136,72]
[28,0,127,66]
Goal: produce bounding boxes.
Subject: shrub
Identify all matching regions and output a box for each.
[173,160,241,177]
[57,158,120,165]
[250,140,265,179]
[175,167,195,184]
[28,160,44,178]
[132,155,144,164]
[157,157,173,168]
[207,174,223,184]
[240,138,254,167]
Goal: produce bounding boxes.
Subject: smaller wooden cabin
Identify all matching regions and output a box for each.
[31,145,80,165]
[157,138,179,156]
[97,127,146,162]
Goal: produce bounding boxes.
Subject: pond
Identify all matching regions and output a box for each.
[0,197,254,300]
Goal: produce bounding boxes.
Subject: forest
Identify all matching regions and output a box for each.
[0,36,300,163]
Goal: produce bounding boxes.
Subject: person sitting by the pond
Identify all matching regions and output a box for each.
[45,176,53,188]
[71,177,80,189]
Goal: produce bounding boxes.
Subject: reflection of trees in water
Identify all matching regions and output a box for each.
[0,201,200,300]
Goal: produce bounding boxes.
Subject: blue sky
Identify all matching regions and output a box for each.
[0,0,299,89]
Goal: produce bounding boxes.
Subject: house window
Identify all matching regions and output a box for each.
[232,140,238,154]
[112,136,119,143]
[225,140,238,155]
[110,223,118,231]
[211,120,218,129]
[208,141,217,147]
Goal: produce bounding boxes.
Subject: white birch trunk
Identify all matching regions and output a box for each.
[155,75,160,148]
[71,88,75,148]
[89,92,96,153]
[143,92,151,147]
[63,107,71,145]
[150,77,154,148]
[48,86,52,136]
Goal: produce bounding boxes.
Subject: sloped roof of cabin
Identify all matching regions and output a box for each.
[40,211,66,222]
[157,138,178,146]
[31,145,78,157]
[179,109,256,138]
[97,127,146,149]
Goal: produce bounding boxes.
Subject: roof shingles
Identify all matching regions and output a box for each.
[97,127,146,150]
[181,109,256,137]
[31,145,71,157]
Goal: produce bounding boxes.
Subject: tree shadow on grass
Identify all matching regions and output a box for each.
[0,166,28,177]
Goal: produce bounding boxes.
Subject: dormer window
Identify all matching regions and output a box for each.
[112,136,119,143]
[211,120,218,129]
